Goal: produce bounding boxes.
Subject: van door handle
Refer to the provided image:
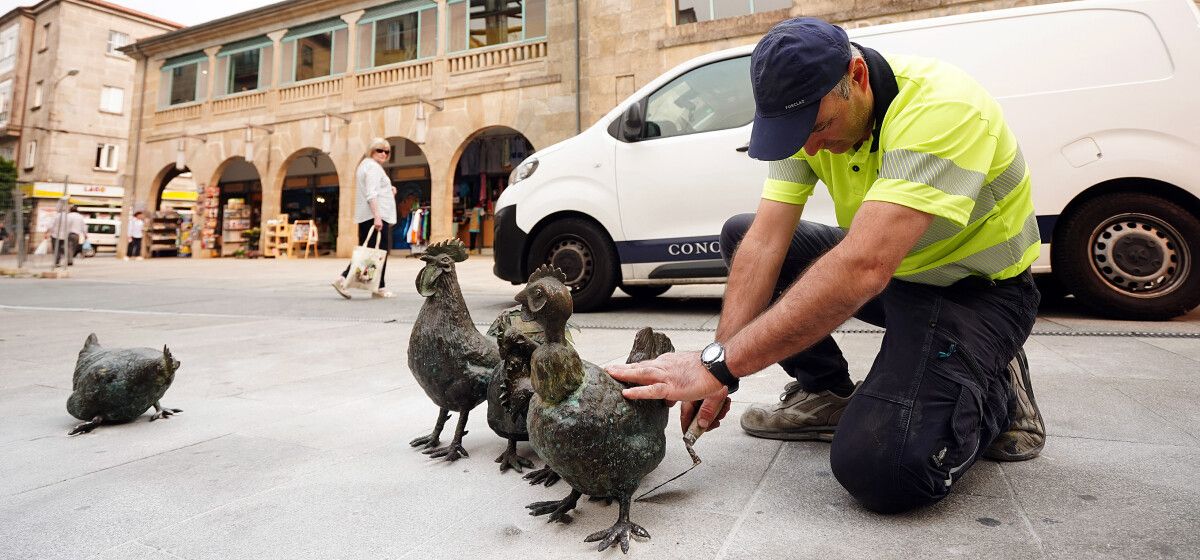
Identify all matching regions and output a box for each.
[735,142,750,153]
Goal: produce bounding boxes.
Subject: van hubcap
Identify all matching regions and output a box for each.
[1090,213,1188,298]
[547,237,593,291]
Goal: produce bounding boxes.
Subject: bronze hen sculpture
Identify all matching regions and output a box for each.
[520,266,671,553]
[67,334,182,435]
[408,239,500,461]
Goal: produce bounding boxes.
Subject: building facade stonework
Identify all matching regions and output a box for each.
[123,0,1065,258]
[0,0,178,233]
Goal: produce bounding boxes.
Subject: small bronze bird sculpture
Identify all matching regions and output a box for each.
[67,334,182,435]
[485,307,543,474]
[520,266,671,553]
[408,239,499,461]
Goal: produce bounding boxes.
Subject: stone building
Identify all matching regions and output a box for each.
[122,0,1062,258]
[0,0,179,235]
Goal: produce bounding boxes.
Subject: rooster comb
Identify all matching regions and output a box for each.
[528,264,567,285]
[424,238,468,262]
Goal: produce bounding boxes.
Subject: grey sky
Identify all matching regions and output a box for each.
[0,0,284,27]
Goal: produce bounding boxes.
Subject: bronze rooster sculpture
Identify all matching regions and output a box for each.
[408,239,499,461]
[519,266,671,553]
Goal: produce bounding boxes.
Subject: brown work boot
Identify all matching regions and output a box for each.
[740,381,855,441]
[984,349,1045,461]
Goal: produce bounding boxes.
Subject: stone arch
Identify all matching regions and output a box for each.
[446,125,537,251]
[275,147,341,255]
[195,156,264,257]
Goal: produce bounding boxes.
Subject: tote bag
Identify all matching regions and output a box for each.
[345,229,387,292]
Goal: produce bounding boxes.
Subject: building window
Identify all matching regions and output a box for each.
[94,144,119,171]
[281,20,348,84]
[0,146,13,161]
[448,0,547,52]
[40,23,50,51]
[675,0,792,25]
[214,37,273,96]
[24,141,35,169]
[0,80,10,125]
[32,81,43,109]
[158,53,208,107]
[0,25,17,73]
[228,49,261,92]
[100,86,124,114]
[357,3,437,69]
[107,30,130,55]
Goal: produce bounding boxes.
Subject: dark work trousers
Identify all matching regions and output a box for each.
[720,214,1040,513]
[341,220,392,289]
[127,237,142,258]
[54,234,79,266]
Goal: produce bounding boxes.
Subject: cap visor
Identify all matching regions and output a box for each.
[748,105,819,161]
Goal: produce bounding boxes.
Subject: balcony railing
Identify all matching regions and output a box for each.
[448,40,547,74]
[213,91,269,114]
[279,77,343,103]
[155,103,203,122]
[356,60,434,90]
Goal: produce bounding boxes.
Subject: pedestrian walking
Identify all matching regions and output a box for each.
[47,205,87,267]
[125,211,145,261]
[609,17,1044,514]
[0,219,8,255]
[332,138,398,299]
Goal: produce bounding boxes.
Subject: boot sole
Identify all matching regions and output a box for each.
[742,426,835,442]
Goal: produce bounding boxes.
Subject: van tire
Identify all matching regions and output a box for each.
[620,285,670,300]
[1053,193,1200,320]
[527,218,618,312]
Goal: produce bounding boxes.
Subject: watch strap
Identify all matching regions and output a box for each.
[704,351,739,394]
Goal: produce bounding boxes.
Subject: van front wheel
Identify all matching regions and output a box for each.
[527,218,618,312]
[1053,193,1200,320]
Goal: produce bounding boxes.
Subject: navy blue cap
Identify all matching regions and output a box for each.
[749,18,852,161]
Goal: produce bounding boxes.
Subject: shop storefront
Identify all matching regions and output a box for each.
[452,130,534,251]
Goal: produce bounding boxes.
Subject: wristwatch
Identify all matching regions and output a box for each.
[700,342,739,394]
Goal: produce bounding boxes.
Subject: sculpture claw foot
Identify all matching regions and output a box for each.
[584,520,650,554]
[524,465,561,487]
[69,415,103,436]
[527,490,581,524]
[427,441,469,461]
[496,442,535,473]
[412,409,451,451]
[410,434,440,450]
[150,408,182,421]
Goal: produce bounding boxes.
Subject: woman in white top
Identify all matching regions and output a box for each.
[333,138,398,298]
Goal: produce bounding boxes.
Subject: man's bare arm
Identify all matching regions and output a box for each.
[715,199,805,342]
[724,201,934,377]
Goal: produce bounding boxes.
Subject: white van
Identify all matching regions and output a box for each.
[494,0,1200,319]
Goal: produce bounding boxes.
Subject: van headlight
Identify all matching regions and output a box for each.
[509,158,539,185]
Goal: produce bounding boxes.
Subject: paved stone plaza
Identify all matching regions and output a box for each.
[2,254,1199,559]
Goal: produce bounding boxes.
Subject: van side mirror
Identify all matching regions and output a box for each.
[622,103,644,142]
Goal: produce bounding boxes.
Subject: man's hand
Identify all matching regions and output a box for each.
[606,351,722,402]
[681,392,731,432]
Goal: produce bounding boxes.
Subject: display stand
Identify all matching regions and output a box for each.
[220,199,251,257]
[263,215,291,258]
[289,219,318,258]
[148,211,181,257]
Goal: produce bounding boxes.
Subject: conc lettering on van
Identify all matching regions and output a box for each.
[494,0,1200,319]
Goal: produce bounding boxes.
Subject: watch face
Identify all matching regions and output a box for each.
[701,343,722,363]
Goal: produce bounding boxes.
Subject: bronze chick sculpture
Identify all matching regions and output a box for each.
[408,239,500,461]
[67,334,182,435]
[519,266,671,553]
